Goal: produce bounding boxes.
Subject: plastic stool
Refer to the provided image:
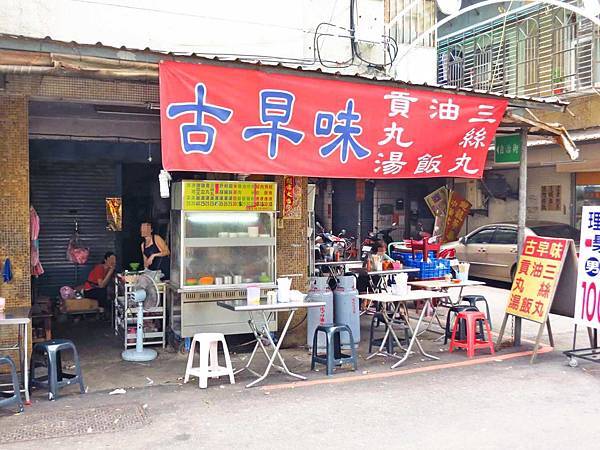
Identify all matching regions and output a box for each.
[0,356,24,413]
[369,313,411,353]
[444,305,483,345]
[30,339,85,401]
[311,324,358,375]
[184,333,235,389]
[449,311,494,358]
[461,295,492,329]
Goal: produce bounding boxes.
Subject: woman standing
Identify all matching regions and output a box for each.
[140,222,170,278]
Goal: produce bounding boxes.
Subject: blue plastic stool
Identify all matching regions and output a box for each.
[0,356,24,413]
[311,324,358,376]
[30,339,86,401]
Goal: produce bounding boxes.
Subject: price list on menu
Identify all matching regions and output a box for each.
[183,181,277,211]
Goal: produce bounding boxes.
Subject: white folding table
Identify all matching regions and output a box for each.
[408,279,486,336]
[0,307,31,403]
[217,300,325,388]
[358,291,449,368]
[367,268,420,293]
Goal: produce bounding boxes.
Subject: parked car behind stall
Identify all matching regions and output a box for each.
[442,221,579,282]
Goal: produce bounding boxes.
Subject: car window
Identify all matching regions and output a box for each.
[530,224,580,242]
[468,228,495,244]
[493,228,517,245]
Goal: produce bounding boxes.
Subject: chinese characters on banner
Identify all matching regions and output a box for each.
[282,176,302,219]
[159,61,508,179]
[506,236,568,323]
[443,191,471,243]
[574,206,600,330]
[182,181,277,211]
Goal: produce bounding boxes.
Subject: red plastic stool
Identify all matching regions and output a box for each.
[449,311,494,358]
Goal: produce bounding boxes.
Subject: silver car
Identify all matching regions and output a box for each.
[442,221,580,282]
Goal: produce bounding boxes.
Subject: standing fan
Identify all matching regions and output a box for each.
[121,272,161,362]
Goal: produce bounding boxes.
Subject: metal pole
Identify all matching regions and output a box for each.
[357,201,362,251]
[515,127,528,346]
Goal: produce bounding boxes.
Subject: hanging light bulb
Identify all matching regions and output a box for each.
[147,143,153,163]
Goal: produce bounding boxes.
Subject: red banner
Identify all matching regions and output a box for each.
[159,61,507,179]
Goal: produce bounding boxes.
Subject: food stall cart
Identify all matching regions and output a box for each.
[168,180,278,339]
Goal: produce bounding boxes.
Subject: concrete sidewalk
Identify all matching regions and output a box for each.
[2,282,600,448]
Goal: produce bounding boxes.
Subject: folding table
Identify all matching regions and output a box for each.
[358,291,449,368]
[408,279,486,335]
[0,307,31,403]
[217,300,325,388]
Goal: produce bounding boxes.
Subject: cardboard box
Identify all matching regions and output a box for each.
[62,297,99,312]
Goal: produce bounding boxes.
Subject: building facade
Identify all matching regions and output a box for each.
[437,0,600,233]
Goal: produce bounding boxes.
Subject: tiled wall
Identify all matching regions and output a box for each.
[0,94,30,363]
[276,176,309,346]
[0,95,30,307]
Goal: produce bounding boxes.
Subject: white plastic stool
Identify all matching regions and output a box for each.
[184,333,235,389]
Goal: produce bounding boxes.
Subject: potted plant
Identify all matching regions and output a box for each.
[552,69,565,95]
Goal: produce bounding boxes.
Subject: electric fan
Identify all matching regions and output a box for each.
[121,271,161,362]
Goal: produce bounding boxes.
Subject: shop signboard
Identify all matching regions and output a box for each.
[506,236,569,323]
[160,61,507,179]
[442,191,471,243]
[574,206,600,330]
[497,235,578,362]
[425,186,449,239]
[494,134,521,164]
[182,180,276,211]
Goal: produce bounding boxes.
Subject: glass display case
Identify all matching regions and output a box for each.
[168,180,278,337]
[173,211,276,289]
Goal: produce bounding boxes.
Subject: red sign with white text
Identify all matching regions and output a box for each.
[159,61,507,179]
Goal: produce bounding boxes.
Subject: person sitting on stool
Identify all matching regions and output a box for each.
[83,251,116,316]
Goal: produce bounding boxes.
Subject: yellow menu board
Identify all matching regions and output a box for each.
[182,181,277,211]
[506,235,568,323]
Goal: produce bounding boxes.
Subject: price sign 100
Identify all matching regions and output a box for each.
[580,281,600,323]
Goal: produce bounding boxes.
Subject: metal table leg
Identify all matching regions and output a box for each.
[246,309,305,388]
[23,323,29,403]
[234,312,285,378]
[392,299,440,369]
[366,302,406,360]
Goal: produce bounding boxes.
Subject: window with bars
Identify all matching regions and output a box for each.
[437,0,599,97]
[387,0,436,47]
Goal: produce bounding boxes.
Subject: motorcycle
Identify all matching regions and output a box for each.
[360,223,398,260]
[314,223,356,261]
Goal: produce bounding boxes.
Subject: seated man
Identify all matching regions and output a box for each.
[83,251,116,315]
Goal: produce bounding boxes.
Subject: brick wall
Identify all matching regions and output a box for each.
[0,94,30,366]
[276,176,309,347]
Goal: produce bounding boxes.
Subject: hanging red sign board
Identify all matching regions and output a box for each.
[159,61,507,179]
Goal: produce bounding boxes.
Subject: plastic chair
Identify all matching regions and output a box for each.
[30,339,85,401]
[311,324,358,375]
[461,295,492,329]
[184,333,235,389]
[369,313,411,353]
[0,356,24,413]
[449,311,494,358]
[444,305,483,345]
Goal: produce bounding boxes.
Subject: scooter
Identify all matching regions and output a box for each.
[361,223,398,259]
[315,222,346,261]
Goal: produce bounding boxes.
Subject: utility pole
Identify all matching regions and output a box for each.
[515,126,528,346]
